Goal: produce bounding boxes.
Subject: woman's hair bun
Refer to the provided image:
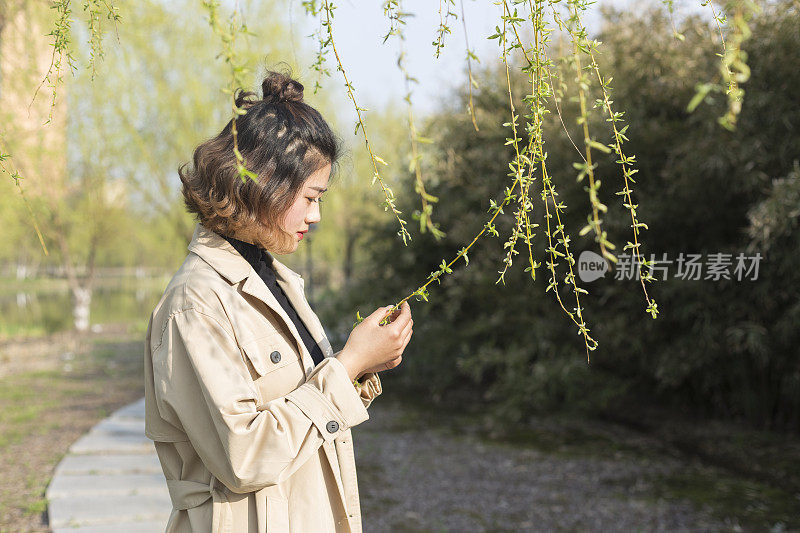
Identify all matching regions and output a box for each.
[261,71,304,105]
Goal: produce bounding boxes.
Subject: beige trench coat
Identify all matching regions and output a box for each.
[144,224,382,532]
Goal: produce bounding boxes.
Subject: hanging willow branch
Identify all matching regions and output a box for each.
[309,0,413,244]
[30,0,121,124]
[521,0,597,356]
[377,0,603,360]
[550,0,659,319]
[460,0,480,132]
[689,0,760,130]
[202,0,259,182]
[0,152,48,255]
[433,0,457,58]
[382,1,445,239]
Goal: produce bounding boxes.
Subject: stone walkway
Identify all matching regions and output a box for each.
[47,397,170,532]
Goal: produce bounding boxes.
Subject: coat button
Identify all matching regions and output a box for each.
[270,350,281,363]
[326,420,339,433]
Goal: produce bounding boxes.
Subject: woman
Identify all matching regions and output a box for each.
[143,70,413,532]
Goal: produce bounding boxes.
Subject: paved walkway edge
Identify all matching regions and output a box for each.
[46,397,171,532]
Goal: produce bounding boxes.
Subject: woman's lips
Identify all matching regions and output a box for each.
[297,232,305,240]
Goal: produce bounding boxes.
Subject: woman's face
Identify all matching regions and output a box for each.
[275,162,331,254]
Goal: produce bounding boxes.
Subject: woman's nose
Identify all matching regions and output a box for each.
[306,205,321,224]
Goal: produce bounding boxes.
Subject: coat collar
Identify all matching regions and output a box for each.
[187,223,303,286]
[187,224,333,364]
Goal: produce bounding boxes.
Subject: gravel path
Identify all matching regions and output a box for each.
[355,400,730,533]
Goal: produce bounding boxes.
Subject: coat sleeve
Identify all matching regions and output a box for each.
[356,371,382,409]
[330,350,382,410]
[151,306,370,494]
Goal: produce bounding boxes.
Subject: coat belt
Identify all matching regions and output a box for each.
[166,476,233,533]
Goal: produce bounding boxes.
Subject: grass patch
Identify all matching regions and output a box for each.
[23,498,48,516]
[652,466,800,531]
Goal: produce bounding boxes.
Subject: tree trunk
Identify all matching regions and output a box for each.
[54,216,99,334]
[72,286,92,333]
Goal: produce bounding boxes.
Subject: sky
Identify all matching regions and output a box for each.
[280,0,639,123]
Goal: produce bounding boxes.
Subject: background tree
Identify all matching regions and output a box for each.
[323,0,800,432]
[1,0,329,331]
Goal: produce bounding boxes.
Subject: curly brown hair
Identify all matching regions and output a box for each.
[178,68,342,251]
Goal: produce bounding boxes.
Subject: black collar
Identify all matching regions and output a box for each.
[224,235,273,268]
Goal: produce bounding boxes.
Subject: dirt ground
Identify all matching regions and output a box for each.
[0,327,145,532]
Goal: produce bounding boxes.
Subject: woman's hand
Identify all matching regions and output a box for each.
[336,302,413,382]
[358,355,403,379]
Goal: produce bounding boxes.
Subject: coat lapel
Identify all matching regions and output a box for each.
[187,224,333,369]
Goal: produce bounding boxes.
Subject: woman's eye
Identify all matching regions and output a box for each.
[307,197,324,204]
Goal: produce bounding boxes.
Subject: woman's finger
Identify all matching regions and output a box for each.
[369,305,393,325]
[391,302,412,330]
[385,355,402,370]
[399,324,413,351]
[396,318,412,344]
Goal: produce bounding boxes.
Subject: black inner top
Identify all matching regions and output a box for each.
[223,235,325,367]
